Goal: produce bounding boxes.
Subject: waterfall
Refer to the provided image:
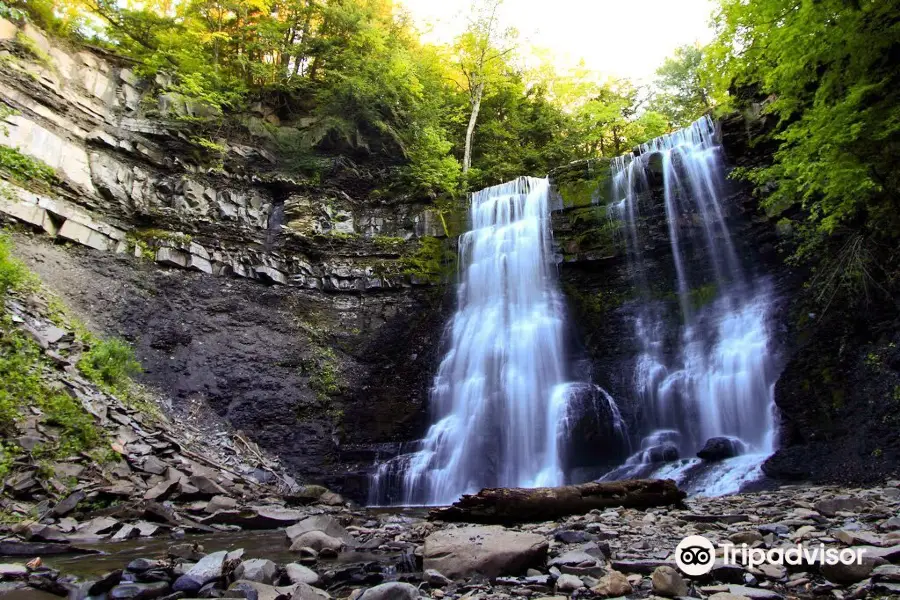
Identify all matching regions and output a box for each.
[369,176,627,506]
[603,116,778,495]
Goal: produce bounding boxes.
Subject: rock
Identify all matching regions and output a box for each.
[289,531,343,553]
[225,581,261,600]
[285,515,352,545]
[590,569,632,597]
[294,548,317,564]
[78,516,120,536]
[206,496,238,514]
[178,550,228,590]
[318,491,344,506]
[610,559,673,574]
[127,559,162,573]
[758,523,789,535]
[821,554,883,583]
[725,585,783,599]
[140,456,168,475]
[51,490,86,516]
[145,478,180,501]
[0,540,99,556]
[233,560,278,585]
[645,443,680,463]
[109,582,171,600]
[88,570,123,595]
[423,525,548,579]
[423,569,452,587]
[0,564,28,579]
[710,594,751,600]
[651,566,688,597]
[729,531,764,545]
[169,543,206,561]
[357,582,420,599]
[554,530,593,544]
[873,564,900,581]
[207,508,308,530]
[548,550,599,567]
[682,513,749,524]
[284,564,319,586]
[189,476,230,497]
[814,497,866,517]
[289,582,330,600]
[697,437,746,460]
[757,563,786,580]
[556,573,584,592]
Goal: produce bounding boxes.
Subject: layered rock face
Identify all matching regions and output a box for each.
[0,22,453,499]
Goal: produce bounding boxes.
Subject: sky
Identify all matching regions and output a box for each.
[399,0,716,84]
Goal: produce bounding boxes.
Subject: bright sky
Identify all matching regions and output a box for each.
[399,0,716,83]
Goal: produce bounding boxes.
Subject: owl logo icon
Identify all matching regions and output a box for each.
[675,535,716,576]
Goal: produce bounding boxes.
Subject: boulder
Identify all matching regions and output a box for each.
[423,525,548,579]
[697,437,746,461]
[284,563,319,586]
[109,582,171,600]
[651,566,688,597]
[286,515,352,545]
[206,495,238,514]
[233,559,279,585]
[289,531,343,553]
[590,569,632,597]
[0,564,28,579]
[289,582,330,600]
[644,443,680,463]
[814,496,867,517]
[357,582,419,599]
[173,549,228,591]
[556,573,584,592]
[821,554,884,584]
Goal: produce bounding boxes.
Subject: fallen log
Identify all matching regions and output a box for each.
[428,479,686,525]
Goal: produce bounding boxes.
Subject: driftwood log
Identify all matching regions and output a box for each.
[428,479,686,525]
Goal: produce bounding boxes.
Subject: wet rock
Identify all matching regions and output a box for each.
[423,569,452,587]
[225,581,261,600]
[357,582,420,599]
[590,569,632,597]
[645,443,680,463]
[51,490,86,516]
[651,566,688,597]
[423,525,548,579]
[174,550,228,592]
[289,582,330,600]
[110,581,171,600]
[289,531,343,553]
[233,560,279,585]
[207,508,307,530]
[87,570,124,595]
[284,564,319,586]
[610,559,673,574]
[697,437,746,460]
[0,540,99,556]
[873,564,900,581]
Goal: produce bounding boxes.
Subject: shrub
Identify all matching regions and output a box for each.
[77,338,141,394]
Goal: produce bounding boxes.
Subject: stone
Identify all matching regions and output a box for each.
[554,529,593,544]
[814,497,866,517]
[77,516,120,536]
[873,564,900,581]
[233,560,278,585]
[51,490,86,516]
[206,496,238,514]
[284,564,319,586]
[189,475,229,497]
[289,582,330,600]
[729,531,764,545]
[286,515,352,545]
[109,582,171,600]
[644,443,680,463]
[126,559,162,573]
[725,585,783,599]
[423,525,548,579]
[289,531,343,553]
[0,17,17,41]
[555,573,584,592]
[590,569,632,597]
[423,569,452,587]
[651,566,688,597]
[0,564,28,579]
[710,594,752,600]
[178,550,228,589]
[357,582,419,599]
[757,563,786,580]
[697,437,746,460]
[140,456,168,475]
[820,554,883,583]
[610,559,674,574]
[548,550,599,567]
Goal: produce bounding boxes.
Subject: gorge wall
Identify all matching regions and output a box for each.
[0,21,455,501]
[1,23,897,501]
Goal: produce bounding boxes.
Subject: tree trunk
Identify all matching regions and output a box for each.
[462,81,484,175]
[428,479,686,525]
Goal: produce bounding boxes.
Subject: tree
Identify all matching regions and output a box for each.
[453,0,516,176]
[650,44,710,127]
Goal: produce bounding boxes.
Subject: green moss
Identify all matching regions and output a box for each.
[373,236,406,250]
[301,346,343,402]
[400,236,456,283]
[14,31,53,69]
[129,229,193,245]
[564,283,632,318]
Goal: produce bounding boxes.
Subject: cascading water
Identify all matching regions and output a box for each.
[369,176,627,506]
[602,116,779,495]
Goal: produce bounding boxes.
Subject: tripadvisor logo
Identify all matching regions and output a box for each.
[675,534,868,576]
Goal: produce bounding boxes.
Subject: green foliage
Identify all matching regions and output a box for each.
[301,346,343,403]
[650,44,711,128]
[77,337,142,395]
[0,233,29,300]
[704,0,900,309]
[0,146,58,189]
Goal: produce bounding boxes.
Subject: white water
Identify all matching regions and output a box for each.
[370,177,625,506]
[604,116,778,495]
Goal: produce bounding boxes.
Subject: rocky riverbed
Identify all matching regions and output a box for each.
[2,484,900,600]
